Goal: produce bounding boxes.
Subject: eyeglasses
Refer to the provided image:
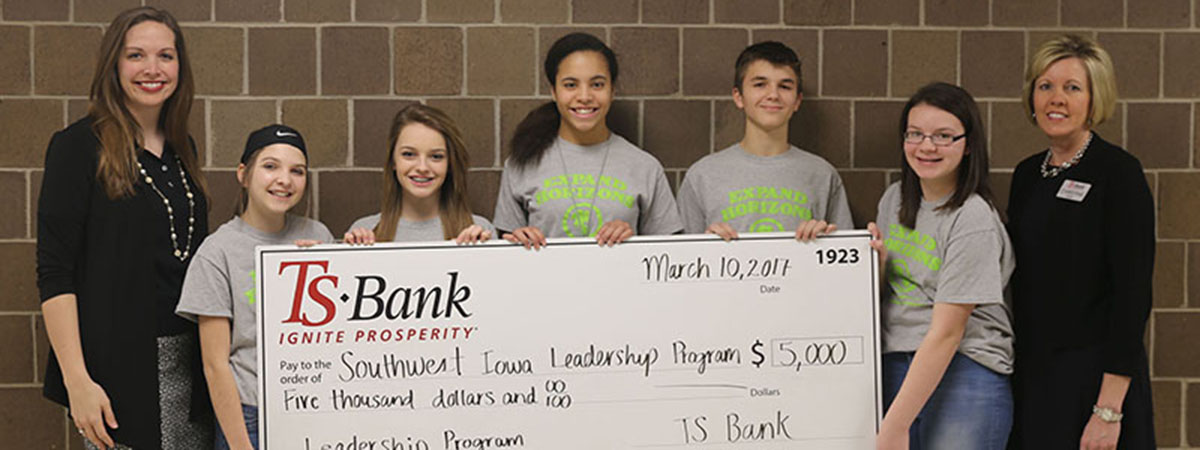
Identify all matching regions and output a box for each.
[903,131,966,146]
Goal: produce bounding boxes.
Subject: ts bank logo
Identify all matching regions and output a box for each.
[279,261,473,327]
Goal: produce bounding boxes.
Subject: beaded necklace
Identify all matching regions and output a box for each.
[1039,131,1093,179]
[137,153,196,261]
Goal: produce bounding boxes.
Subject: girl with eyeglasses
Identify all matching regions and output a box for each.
[804,82,1015,449]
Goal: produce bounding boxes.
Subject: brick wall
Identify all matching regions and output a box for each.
[0,0,1197,447]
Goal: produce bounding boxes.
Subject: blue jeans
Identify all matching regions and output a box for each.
[882,352,1012,449]
[214,404,258,450]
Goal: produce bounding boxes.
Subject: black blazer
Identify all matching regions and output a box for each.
[37,117,210,449]
[1006,133,1154,377]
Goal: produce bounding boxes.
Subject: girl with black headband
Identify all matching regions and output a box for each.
[176,125,334,450]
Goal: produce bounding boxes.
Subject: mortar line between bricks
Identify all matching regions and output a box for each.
[389,25,396,96]
[1181,238,1189,313]
[492,98,501,166]
[1177,381,1186,448]
[29,315,37,385]
[676,27,684,97]
[816,29,824,97]
[460,25,467,96]
[986,102,994,164]
[1159,33,1166,100]
[345,99,354,166]
[0,383,43,388]
[1189,103,1195,169]
[885,29,892,98]
[242,26,249,94]
[205,98,213,167]
[12,94,1200,104]
[59,97,68,131]
[957,29,964,85]
[315,26,323,96]
[26,26,34,96]
[1153,238,1195,243]
[16,21,1200,33]
[25,170,31,239]
[311,170,320,220]
[1150,312,1157,378]
[1123,0,1129,28]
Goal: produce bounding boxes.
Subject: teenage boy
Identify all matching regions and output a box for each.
[677,41,853,239]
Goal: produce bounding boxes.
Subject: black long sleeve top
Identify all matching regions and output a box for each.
[1006,133,1154,377]
[36,116,209,449]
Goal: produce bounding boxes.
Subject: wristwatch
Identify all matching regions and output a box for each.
[1092,405,1123,423]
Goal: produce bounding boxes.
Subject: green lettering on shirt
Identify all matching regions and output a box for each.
[885,225,942,272]
[535,174,635,237]
[720,185,813,225]
[885,225,944,307]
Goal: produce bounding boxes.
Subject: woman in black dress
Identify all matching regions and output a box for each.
[38,7,212,449]
[1007,34,1155,450]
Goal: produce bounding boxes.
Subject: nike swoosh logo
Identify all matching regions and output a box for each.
[276,130,298,138]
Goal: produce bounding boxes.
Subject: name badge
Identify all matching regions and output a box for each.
[1056,179,1092,202]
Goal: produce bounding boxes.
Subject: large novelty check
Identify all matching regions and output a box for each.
[256,232,881,449]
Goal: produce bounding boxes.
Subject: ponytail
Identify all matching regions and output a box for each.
[507,32,618,169]
[507,102,560,169]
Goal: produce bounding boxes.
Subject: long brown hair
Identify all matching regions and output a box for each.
[89,6,206,200]
[376,104,475,241]
[897,82,995,228]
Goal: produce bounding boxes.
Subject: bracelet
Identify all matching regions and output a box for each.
[1092,405,1123,423]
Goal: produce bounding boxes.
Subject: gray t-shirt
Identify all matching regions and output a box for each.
[346,213,497,242]
[676,144,854,234]
[876,182,1015,374]
[175,215,334,406]
[493,134,683,237]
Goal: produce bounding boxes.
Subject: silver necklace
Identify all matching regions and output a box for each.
[138,153,196,261]
[1040,131,1092,178]
[555,136,612,236]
